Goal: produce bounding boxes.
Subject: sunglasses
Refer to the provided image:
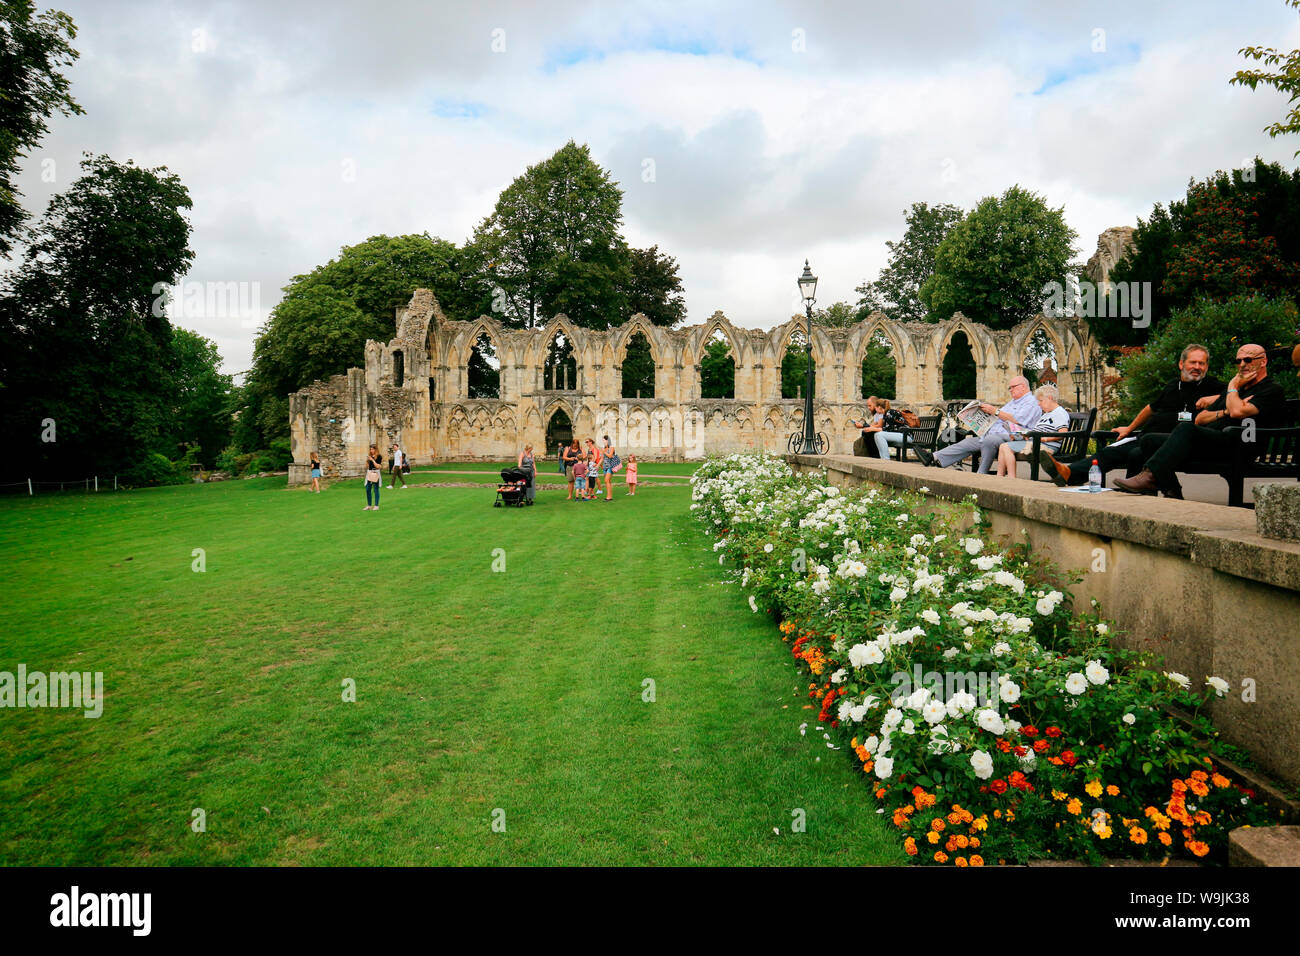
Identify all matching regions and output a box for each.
[1233,356,1263,364]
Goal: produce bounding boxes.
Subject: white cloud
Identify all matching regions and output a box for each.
[9,0,1299,376]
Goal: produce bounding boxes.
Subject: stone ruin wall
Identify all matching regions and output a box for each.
[288,287,1104,484]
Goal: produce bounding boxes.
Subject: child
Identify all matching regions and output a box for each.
[625,455,638,495]
[572,455,588,501]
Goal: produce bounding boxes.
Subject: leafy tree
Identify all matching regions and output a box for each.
[921,186,1077,329]
[699,338,735,399]
[1113,296,1300,422]
[941,331,977,400]
[781,332,815,399]
[0,153,193,481]
[168,327,233,467]
[860,336,896,399]
[622,244,686,327]
[857,202,964,321]
[0,1,83,256]
[466,332,499,398]
[811,301,860,327]
[472,141,624,328]
[621,331,655,398]
[1107,159,1300,348]
[1231,0,1300,155]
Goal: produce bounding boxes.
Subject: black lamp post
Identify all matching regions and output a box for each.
[797,260,819,455]
[1072,362,1084,410]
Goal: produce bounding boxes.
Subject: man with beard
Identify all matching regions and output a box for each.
[1114,343,1287,499]
[1038,344,1221,487]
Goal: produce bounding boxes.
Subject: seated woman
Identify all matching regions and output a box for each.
[852,396,907,460]
[996,384,1070,477]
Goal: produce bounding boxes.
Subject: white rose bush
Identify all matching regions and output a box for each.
[691,455,1274,865]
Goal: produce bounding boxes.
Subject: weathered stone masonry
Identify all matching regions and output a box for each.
[288,287,1103,484]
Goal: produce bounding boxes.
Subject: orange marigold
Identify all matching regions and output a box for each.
[1187,840,1210,858]
[927,830,941,845]
[1211,773,1231,789]
[954,856,968,867]
[931,818,945,832]
[934,851,948,863]
[1130,827,1148,845]
[1158,831,1173,846]
[904,837,918,856]
[1106,785,1120,797]
[969,855,984,866]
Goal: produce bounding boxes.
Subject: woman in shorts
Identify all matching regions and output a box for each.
[309,452,323,493]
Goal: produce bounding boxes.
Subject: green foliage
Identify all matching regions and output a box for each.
[942,331,977,399]
[781,333,815,399]
[812,301,860,327]
[861,338,897,399]
[1230,0,1300,155]
[700,338,735,399]
[921,186,1077,329]
[0,153,194,480]
[857,202,964,322]
[1107,159,1300,348]
[621,331,655,398]
[467,333,500,398]
[168,328,233,467]
[0,1,84,255]
[620,243,686,328]
[1114,296,1300,421]
[127,452,185,487]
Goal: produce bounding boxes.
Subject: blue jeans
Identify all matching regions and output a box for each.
[366,480,380,506]
[873,431,906,459]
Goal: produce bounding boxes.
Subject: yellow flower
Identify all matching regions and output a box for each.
[1051,789,1068,802]
[1066,799,1082,816]
[1084,780,1103,798]
[927,831,940,845]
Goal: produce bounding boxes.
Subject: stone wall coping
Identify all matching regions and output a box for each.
[790,454,1300,595]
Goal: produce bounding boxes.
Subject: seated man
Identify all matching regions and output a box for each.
[1038,343,1222,486]
[915,376,1040,474]
[1113,343,1287,498]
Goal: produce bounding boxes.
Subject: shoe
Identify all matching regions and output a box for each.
[402,486,408,490]
[913,447,936,468]
[1113,470,1159,496]
[1162,487,1184,500]
[387,484,393,489]
[1037,449,1071,487]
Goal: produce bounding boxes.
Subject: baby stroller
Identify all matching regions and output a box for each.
[494,466,532,507]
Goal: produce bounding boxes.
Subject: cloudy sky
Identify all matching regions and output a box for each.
[10,0,1300,376]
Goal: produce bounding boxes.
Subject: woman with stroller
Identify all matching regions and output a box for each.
[516,444,536,503]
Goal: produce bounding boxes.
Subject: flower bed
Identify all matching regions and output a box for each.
[691,455,1278,865]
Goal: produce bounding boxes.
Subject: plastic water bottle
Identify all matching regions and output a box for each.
[1088,459,1101,492]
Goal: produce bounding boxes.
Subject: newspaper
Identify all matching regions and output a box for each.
[954,400,998,438]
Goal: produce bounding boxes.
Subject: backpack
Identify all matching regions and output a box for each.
[899,409,921,429]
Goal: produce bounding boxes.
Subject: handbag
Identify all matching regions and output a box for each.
[365,468,380,483]
[608,453,621,471]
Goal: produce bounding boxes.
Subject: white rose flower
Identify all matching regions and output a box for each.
[921,608,942,625]
[976,709,1006,735]
[999,681,1021,705]
[1065,673,1089,695]
[963,538,983,555]
[1035,596,1056,616]
[1206,676,1230,698]
[889,587,908,603]
[863,735,879,754]
[763,543,774,553]
[922,700,948,725]
[1165,671,1191,690]
[993,642,1012,657]
[1095,622,1109,636]
[874,756,894,779]
[1085,660,1110,685]
[970,749,994,780]
[882,708,904,730]
[1122,713,1136,725]
[901,718,916,735]
[830,668,847,685]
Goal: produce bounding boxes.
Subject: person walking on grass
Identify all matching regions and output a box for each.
[600,433,617,501]
[625,454,638,495]
[563,438,581,500]
[517,443,536,503]
[364,445,384,511]
[388,442,407,489]
[309,452,323,493]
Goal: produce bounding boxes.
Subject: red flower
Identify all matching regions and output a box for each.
[1032,739,1050,754]
[1020,725,1039,738]
[1013,745,1028,757]
[1061,749,1077,766]
[1045,726,1062,738]
[990,779,1008,794]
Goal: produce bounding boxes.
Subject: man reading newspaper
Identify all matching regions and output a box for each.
[915,375,1041,473]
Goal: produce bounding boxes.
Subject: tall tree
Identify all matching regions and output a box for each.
[471,141,624,328]
[856,202,964,322]
[0,153,193,480]
[168,327,234,467]
[920,186,1076,329]
[621,243,686,327]
[0,1,83,256]
[1231,0,1300,155]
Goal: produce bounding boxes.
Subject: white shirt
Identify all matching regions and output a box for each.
[392,447,404,466]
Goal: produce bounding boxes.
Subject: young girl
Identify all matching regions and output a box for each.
[364,445,383,511]
[309,452,322,493]
[625,455,638,495]
[563,439,581,500]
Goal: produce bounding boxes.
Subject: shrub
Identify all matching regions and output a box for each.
[127,453,186,487]
[1114,296,1299,422]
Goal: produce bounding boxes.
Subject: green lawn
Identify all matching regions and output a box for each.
[0,477,902,866]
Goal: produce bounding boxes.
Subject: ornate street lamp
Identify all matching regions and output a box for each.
[797,260,819,455]
[1072,362,1084,410]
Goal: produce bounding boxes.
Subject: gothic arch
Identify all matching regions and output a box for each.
[692,313,743,367]
[935,315,990,368]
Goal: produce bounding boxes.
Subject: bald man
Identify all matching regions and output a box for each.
[917,375,1042,473]
[1115,343,1288,498]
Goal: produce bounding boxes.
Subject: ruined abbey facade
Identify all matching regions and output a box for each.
[287,288,1104,484]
